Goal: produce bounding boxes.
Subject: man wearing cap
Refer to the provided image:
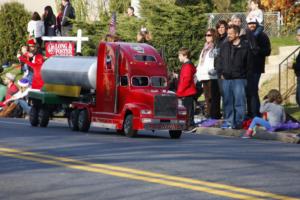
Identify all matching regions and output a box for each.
[3,78,31,115]
[293,27,300,107]
[245,17,271,118]
[0,73,19,107]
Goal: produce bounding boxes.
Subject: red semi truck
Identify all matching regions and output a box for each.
[29,42,187,138]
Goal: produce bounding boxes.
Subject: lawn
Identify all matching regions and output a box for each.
[270,35,299,55]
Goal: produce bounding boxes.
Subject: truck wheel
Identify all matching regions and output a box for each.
[39,108,50,127]
[68,109,79,131]
[169,130,182,139]
[78,109,90,132]
[29,106,39,127]
[123,114,137,137]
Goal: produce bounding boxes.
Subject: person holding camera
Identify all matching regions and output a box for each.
[242,89,286,139]
[137,27,152,45]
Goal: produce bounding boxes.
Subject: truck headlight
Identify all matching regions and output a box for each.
[178,110,187,115]
[142,118,152,123]
[141,109,152,115]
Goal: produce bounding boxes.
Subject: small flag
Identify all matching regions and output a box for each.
[109,12,116,35]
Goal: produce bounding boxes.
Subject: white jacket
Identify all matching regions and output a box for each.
[196,48,217,81]
[27,20,45,38]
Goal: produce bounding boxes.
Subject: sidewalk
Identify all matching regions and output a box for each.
[195,126,300,144]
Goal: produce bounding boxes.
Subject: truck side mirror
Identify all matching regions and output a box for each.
[120,76,128,86]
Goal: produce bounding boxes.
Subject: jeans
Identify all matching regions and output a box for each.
[249,117,271,130]
[297,77,300,107]
[15,99,31,114]
[182,95,195,128]
[222,79,247,128]
[246,73,261,118]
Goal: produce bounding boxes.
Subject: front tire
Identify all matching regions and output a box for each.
[123,114,137,137]
[78,109,91,132]
[169,130,182,139]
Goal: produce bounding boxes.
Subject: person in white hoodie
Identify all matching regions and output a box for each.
[196,28,221,119]
[27,12,45,48]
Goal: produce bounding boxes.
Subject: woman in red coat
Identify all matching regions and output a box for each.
[19,48,44,90]
[176,47,197,131]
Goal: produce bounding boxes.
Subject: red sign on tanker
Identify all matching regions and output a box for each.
[45,42,75,57]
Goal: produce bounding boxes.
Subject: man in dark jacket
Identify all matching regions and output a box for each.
[61,0,75,36]
[216,25,252,129]
[246,18,271,118]
[293,27,300,107]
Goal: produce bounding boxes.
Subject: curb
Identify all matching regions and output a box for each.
[195,127,300,144]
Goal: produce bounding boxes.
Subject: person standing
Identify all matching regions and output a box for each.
[246,18,271,118]
[176,47,197,131]
[56,4,64,36]
[43,6,56,36]
[293,27,300,107]
[216,25,252,129]
[214,20,228,100]
[27,12,44,48]
[127,6,136,17]
[196,28,221,119]
[61,0,75,36]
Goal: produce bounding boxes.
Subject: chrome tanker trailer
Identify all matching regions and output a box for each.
[29,42,186,138]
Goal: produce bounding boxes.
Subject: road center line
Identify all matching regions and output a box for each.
[0,147,298,200]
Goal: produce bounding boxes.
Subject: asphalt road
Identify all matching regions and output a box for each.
[0,118,299,200]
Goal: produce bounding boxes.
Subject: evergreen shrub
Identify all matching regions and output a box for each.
[0,2,30,65]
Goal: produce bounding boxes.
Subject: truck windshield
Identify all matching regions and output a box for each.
[132,76,149,86]
[151,77,167,87]
[134,55,156,62]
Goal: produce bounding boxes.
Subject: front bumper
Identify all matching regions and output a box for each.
[143,119,185,130]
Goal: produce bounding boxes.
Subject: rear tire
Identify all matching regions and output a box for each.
[123,114,137,137]
[29,106,39,127]
[68,109,79,131]
[38,107,50,127]
[169,130,182,139]
[78,109,91,132]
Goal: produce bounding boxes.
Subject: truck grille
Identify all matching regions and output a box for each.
[154,94,177,118]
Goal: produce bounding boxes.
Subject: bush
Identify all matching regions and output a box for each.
[0,2,31,65]
[73,1,210,72]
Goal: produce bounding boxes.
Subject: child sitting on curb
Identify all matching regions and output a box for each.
[242,89,286,139]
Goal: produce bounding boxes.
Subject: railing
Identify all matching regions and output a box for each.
[278,46,300,99]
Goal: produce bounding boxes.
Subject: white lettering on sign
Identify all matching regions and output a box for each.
[46,42,74,57]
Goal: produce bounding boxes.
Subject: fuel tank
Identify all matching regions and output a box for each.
[41,56,97,89]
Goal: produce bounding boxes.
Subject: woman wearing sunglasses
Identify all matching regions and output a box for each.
[195,28,221,119]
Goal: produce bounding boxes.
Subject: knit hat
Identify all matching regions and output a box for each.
[27,39,36,46]
[18,78,29,87]
[5,73,16,81]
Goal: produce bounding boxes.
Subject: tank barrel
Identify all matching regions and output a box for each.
[41,56,97,89]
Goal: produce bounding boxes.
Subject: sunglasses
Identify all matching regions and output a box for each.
[205,34,212,37]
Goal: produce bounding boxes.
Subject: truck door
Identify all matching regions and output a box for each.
[100,44,120,113]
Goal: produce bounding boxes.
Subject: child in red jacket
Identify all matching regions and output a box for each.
[176,47,197,131]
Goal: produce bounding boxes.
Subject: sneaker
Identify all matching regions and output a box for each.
[221,121,231,129]
[241,130,253,139]
[241,134,252,139]
[184,126,197,133]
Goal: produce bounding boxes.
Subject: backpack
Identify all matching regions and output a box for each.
[69,6,75,19]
